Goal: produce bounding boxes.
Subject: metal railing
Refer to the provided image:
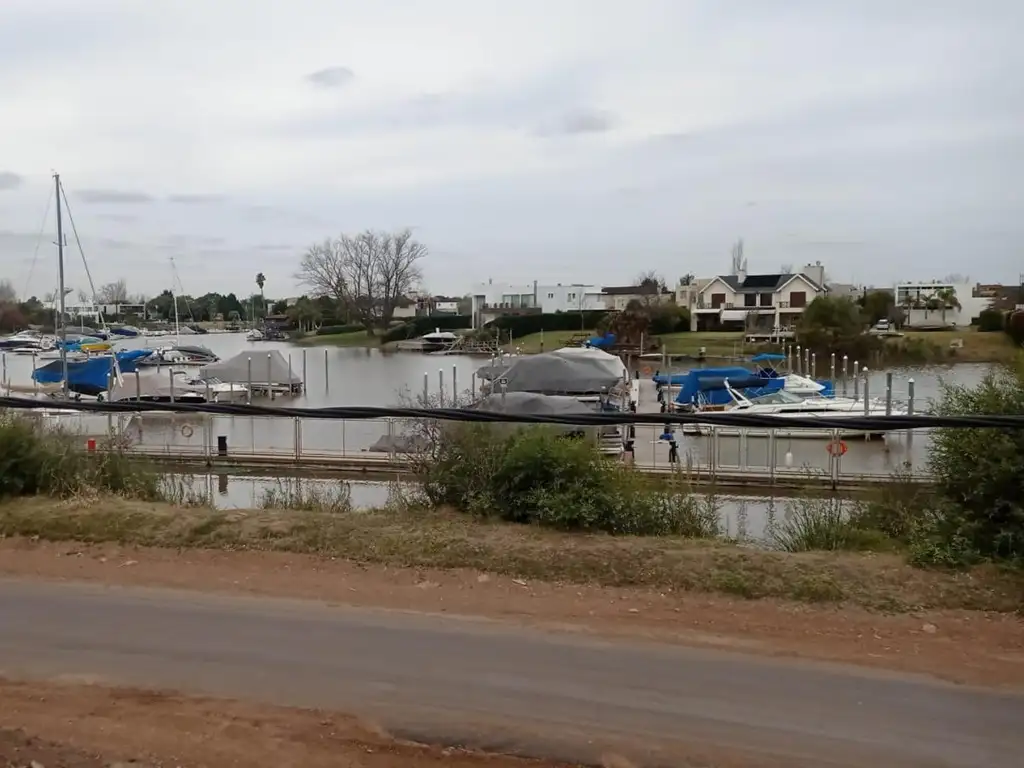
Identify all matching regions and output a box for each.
[54,410,931,486]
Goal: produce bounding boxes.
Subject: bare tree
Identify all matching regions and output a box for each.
[779,263,794,275]
[296,228,426,332]
[0,279,16,303]
[97,279,128,304]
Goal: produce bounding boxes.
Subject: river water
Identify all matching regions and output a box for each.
[0,332,992,476]
[176,472,859,543]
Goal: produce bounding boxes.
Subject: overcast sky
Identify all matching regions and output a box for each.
[1,0,1020,299]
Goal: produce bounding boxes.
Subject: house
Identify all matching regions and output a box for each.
[470,280,604,328]
[682,262,828,332]
[391,296,418,320]
[601,285,674,311]
[894,280,991,328]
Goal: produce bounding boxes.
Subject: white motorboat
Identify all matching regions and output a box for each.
[682,385,906,439]
[172,371,249,402]
[246,328,265,341]
[138,344,219,367]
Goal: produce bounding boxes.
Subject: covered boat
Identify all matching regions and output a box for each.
[198,350,303,395]
[31,349,152,397]
[493,347,627,395]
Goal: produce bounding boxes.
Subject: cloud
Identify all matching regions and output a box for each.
[304,66,355,89]
[0,0,1021,295]
[75,189,155,204]
[536,108,615,137]
[167,193,225,205]
[0,171,23,190]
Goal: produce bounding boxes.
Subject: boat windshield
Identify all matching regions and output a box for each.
[747,389,807,405]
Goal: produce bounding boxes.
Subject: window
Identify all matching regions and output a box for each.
[790,291,807,308]
[547,292,554,299]
[744,294,757,307]
[711,293,726,308]
[568,292,576,300]
[759,293,773,307]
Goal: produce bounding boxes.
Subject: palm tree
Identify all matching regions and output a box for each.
[934,287,960,326]
[255,272,266,320]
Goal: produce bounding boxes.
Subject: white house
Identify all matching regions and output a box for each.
[682,263,828,332]
[601,285,675,311]
[894,280,991,328]
[470,280,604,328]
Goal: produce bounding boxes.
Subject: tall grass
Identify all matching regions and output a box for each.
[259,478,354,514]
[0,413,163,501]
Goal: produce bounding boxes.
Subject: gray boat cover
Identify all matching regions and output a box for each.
[496,347,627,394]
[200,350,301,386]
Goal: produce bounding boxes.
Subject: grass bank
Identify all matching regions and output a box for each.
[292,331,380,347]
[1,495,1020,612]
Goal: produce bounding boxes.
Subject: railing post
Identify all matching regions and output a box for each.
[293,416,302,460]
[907,378,916,463]
[885,371,893,417]
[853,361,860,399]
[841,355,849,396]
[768,428,776,484]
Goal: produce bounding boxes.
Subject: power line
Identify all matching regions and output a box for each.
[2,396,1023,431]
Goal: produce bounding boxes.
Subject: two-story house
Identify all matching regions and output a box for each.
[601,285,674,311]
[685,263,827,332]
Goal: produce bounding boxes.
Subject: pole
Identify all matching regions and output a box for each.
[452,365,458,405]
[907,378,916,456]
[267,353,274,401]
[423,372,429,404]
[54,173,68,397]
[885,371,893,416]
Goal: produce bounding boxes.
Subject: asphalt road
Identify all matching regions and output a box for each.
[0,579,1021,767]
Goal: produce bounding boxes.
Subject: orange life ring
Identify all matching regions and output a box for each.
[826,440,848,457]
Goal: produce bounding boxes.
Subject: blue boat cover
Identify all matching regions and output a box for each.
[32,349,151,396]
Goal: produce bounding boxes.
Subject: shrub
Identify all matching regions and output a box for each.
[315,324,365,336]
[1006,311,1024,346]
[413,424,719,537]
[488,311,609,340]
[0,414,161,500]
[923,360,1024,564]
[977,309,1006,333]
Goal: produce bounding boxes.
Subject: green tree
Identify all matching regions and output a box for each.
[796,296,874,357]
[924,360,1024,563]
[934,286,960,326]
[255,272,266,320]
[858,290,895,325]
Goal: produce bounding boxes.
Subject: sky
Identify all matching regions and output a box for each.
[1,0,1021,300]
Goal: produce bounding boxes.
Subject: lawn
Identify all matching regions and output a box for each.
[293,331,380,347]
[898,328,1017,364]
[506,330,595,353]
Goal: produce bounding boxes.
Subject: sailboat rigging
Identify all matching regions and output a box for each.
[31,173,151,397]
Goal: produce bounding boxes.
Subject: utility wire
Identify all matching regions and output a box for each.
[1,396,1023,431]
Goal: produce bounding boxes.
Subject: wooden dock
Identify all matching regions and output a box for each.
[103,445,932,496]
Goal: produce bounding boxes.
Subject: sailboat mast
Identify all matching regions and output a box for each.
[171,258,181,346]
[54,172,68,396]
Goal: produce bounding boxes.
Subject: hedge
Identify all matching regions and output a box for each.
[976,309,1006,333]
[487,311,609,339]
[381,314,473,343]
[315,323,366,336]
[1007,311,1024,346]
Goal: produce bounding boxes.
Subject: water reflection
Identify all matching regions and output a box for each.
[2,332,992,477]
[180,472,852,544]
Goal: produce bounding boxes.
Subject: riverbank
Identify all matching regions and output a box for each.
[3,494,1021,610]
[296,326,1016,366]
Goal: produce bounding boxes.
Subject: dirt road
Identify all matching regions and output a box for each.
[1,578,1022,768]
[2,539,1021,688]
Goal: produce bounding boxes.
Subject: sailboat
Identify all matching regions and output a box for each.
[30,173,149,398]
[138,258,218,367]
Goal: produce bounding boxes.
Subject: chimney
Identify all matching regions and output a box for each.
[801,262,825,288]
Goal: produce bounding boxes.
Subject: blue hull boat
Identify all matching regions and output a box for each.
[32,349,152,397]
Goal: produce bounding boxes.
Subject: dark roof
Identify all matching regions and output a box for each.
[716,273,823,293]
[601,285,671,295]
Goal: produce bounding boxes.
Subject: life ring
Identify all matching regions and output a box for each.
[181,425,194,439]
[642,366,652,376]
[826,439,848,457]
